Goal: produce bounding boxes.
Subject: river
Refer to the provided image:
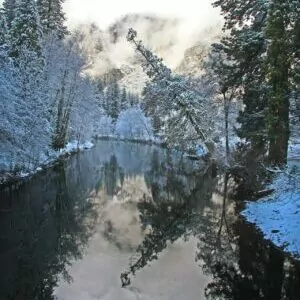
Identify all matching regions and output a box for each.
[0,141,299,300]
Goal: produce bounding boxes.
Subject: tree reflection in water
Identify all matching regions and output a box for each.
[1,142,299,300]
[121,152,300,300]
[121,150,215,286]
[0,162,98,300]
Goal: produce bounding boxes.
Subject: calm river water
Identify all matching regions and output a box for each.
[0,141,299,300]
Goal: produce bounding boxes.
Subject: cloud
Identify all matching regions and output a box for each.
[63,0,221,29]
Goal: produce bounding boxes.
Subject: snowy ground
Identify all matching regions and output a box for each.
[242,141,300,259]
[242,192,300,259]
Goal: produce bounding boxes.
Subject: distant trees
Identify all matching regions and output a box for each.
[115,106,153,141]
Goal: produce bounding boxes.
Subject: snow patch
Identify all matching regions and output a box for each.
[289,142,300,159]
[61,140,94,154]
[242,169,300,259]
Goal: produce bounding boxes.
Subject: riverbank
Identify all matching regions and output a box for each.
[242,143,300,260]
[0,135,209,189]
[0,140,95,188]
[0,136,165,188]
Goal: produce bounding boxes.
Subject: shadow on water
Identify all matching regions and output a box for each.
[0,141,299,300]
[0,161,98,300]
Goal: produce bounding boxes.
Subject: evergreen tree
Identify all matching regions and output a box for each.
[0,8,7,47]
[2,0,16,29]
[120,87,128,111]
[105,80,120,121]
[266,0,291,164]
[36,0,68,39]
[213,0,300,164]
[127,28,215,151]
[8,0,43,59]
[213,0,269,151]
[206,48,239,163]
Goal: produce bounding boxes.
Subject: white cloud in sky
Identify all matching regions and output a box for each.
[63,0,221,29]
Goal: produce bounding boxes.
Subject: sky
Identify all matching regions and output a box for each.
[63,0,220,29]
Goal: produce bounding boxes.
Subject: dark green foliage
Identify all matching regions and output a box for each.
[120,87,128,110]
[213,0,300,164]
[266,0,291,164]
[105,80,120,121]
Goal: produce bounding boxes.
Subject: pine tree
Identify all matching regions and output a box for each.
[120,87,129,111]
[8,0,43,59]
[2,0,16,29]
[36,0,68,39]
[127,28,215,151]
[213,0,269,151]
[213,0,300,164]
[0,9,7,47]
[105,80,120,121]
[266,0,291,164]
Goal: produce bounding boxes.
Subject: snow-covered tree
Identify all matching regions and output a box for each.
[2,0,16,29]
[205,48,240,164]
[43,38,86,149]
[127,28,215,153]
[104,79,121,121]
[7,0,43,59]
[0,8,5,37]
[36,0,68,39]
[213,0,300,165]
[115,106,154,141]
[120,87,128,111]
[69,77,108,142]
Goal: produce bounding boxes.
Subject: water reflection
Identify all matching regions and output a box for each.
[0,162,98,300]
[120,158,300,300]
[0,141,299,300]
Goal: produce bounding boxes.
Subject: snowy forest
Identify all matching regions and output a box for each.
[1,0,300,299]
[0,0,154,177]
[0,0,299,179]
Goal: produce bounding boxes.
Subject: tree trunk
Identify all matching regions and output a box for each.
[267,0,290,165]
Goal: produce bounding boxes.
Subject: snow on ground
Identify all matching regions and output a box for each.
[242,192,300,259]
[288,139,300,160]
[242,159,300,259]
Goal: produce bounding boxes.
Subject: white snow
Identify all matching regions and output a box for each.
[19,171,30,178]
[61,140,95,153]
[289,141,300,159]
[115,106,155,141]
[242,165,300,259]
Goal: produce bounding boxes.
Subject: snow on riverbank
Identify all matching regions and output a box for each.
[242,163,300,259]
[0,140,95,186]
[62,140,94,153]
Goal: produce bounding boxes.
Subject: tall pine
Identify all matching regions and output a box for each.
[213,0,269,151]
[2,0,16,29]
[8,0,43,59]
[265,0,291,164]
[36,0,68,39]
